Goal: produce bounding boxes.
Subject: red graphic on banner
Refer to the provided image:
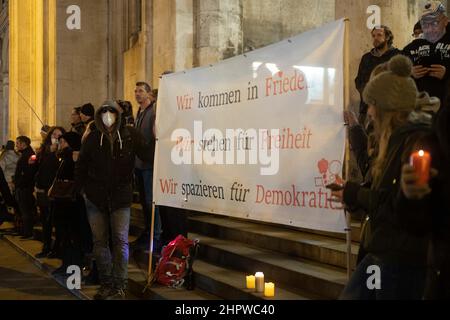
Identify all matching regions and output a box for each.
[315,158,343,187]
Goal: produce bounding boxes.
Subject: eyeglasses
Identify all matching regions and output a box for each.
[421,18,444,29]
[100,106,116,113]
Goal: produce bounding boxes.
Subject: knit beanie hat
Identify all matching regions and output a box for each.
[363,55,418,112]
[60,132,82,151]
[80,103,95,118]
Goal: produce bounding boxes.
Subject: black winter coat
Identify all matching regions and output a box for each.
[343,117,441,266]
[14,146,37,189]
[75,107,153,212]
[355,48,400,115]
[35,145,59,190]
[403,31,450,103]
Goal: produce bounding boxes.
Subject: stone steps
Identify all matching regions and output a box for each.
[193,260,321,300]
[190,233,347,300]
[188,214,359,270]
[131,205,363,243]
[130,205,358,300]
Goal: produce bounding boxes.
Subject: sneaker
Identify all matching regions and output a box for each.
[104,288,126,300]
[94,284,113,300]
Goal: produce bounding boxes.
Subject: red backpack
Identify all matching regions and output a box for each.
[153,235,199,289]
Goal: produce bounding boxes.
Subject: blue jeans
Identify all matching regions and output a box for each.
[134,168,162,241]
[85,198,130,289]
[339,254,427,300]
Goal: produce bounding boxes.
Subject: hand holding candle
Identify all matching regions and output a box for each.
[410,150,431,186]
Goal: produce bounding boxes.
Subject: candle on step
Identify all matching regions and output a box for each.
[410,150,431,186]
[255,272,264,293]
[246,275,255,289]
[264,282,275,297]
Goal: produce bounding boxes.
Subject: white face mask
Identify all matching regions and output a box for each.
[102,111,116,128]
[51,138,59,145]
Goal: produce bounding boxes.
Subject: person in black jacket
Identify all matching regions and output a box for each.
[338,55,439,300]
[75,101,154,300]
[13,136,37,239]
[51,132,84,275]
[35,126,66,258]
[414,81,450,300]
[403,1,450,103]
[355,25,400,125]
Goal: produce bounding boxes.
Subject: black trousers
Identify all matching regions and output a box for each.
[15,188,36,236]
[38,204,53,252]
[53,199,83,268]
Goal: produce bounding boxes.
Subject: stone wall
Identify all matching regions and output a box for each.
[243,0,335,51]
[56,0,108,129]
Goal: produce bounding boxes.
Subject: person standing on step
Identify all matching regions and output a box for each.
[13,136,38,239]
[75,101,154,300]
[35,126,66,259]
[131,82,162,253]
[355,25,400,126]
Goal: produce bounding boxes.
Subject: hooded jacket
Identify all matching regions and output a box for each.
[75,101,154,212]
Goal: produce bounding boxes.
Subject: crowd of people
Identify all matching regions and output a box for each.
[1,0,450,301]
[0,81,187,300]
[338,1,450,299]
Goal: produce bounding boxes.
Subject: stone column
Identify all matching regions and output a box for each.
[2,31,9,144]
[152,0,194,86]
[336,0,423,111]
[195,0,243,66]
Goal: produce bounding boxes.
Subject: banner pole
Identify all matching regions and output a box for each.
[143,202,156,293]
[343,18,352,281]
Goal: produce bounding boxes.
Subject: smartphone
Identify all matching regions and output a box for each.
[418,56,434,68]
[326,183,344,191]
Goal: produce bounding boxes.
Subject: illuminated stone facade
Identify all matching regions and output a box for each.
[2,0,445,144]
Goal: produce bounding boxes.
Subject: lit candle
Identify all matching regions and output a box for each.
[246,275,255,289]
[255,272,264,293]
[410,150,431,186]
[264,282,275,297]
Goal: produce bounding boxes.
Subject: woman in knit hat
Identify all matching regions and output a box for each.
[336,55,442,300]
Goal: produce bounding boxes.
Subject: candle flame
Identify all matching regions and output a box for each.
[419,150,425,157]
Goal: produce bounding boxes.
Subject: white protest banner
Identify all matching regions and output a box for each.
[153,19,347,233]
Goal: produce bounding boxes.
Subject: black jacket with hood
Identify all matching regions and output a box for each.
[75,101,154,212]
